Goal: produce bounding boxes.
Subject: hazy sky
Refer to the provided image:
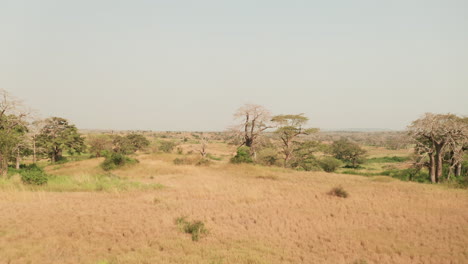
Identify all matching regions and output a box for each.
[1,0,467,131]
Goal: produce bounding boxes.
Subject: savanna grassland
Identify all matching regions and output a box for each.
[1,137,467,264]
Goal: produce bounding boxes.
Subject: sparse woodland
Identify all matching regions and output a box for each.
[0,89,467,264]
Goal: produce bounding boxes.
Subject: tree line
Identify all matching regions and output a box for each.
[1,90,466,185]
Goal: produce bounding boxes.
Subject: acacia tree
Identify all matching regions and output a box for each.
[330,139,367,168]
[272,114,318,167]
[408,113,467,183]
[231,104,272,153]
[0,89,29,176]
[36,117,85,162]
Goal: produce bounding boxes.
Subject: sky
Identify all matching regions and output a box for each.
[1,0,467,131]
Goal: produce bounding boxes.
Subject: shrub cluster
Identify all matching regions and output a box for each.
[175,217,208,241]
[328,186,348,198]
[319,157,342,172]
[101,153,138,171]
[18,164,48,185]
[230,146,253,164]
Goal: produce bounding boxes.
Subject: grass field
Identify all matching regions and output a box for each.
[0,149,467,264]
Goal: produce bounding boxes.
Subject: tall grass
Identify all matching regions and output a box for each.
[0,173,163,192]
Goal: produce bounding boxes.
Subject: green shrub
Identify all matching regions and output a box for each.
[230,146,253,164]
[328,186,348,198]
[366,156,409,163]
[101,153,138,171]
[175,217,208,241]
[319,157,342,172]
[20,166,48,185]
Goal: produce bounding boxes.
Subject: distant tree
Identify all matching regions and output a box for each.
[199,135,208,157]
[290,140,322,171]
[87,135,113,157]
[271,114,318,167]
[111,135,135,154]
[158,140,177,153]
[330,139,367,168]
[36,117,86,162]
[230,104,272,152]
[125,134,150,152]
[28,119,45,164]
[408,113,467,183]
[0,89,29,176]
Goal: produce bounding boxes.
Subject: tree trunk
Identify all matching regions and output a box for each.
[435,144,444,183]
[15,148,20,170]
[0,155,5,177]
[428,154,436,183]
[0,157,8,177]
[455,163,462,177]
[245,137,253,148]
[33,139,37,163]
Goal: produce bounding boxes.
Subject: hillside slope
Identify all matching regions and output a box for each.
[0,155,467,264]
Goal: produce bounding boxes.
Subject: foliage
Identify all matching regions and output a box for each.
[175,216,208,241]
[125,134,150,151]
[18,164,48,185]
[0,115,28,175]
[330,139,367,168]
[290,140,322,171]
[87,135,113,157]
[36,117,86,163]
[256,148,279,166]
[231,146,253,164]
[158,141,177,153]
[319,156,342,172]
[101,153,138,171]
[408,113,467,183]
[272,114,318,167]
[366,156,410,163]
[328,186,348,198]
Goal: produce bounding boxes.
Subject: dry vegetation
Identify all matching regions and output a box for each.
[0,142,467,264]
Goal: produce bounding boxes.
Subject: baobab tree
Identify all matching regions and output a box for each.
[230,104,272,153]
[408,113,467,183]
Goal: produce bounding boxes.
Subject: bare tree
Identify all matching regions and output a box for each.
[408,113,467,183]
[230,104,272,153]
[199,135,208,158]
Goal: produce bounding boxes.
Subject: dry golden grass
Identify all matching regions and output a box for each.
[0,152,467,264]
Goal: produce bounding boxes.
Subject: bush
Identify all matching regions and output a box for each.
[20,165,48,185]
[230,146,253,164]
[328,186,348,198]
[175,217,208,241]
[101,153,138,171]
[319,157,342,172]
